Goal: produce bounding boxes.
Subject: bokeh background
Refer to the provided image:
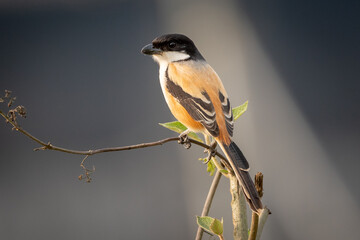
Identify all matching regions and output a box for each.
[1,0,359,239]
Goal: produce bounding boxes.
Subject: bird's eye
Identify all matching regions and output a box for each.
[169,42,176,48]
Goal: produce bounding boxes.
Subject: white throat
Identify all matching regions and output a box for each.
[153,51,190,64]
[153,51,190,106]
[157,59,170,105]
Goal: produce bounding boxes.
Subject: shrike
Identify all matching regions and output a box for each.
[142,34,263,214]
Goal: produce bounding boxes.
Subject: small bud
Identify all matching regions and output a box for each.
[4,90,12,98]
[16,106,27,118]
[78,175,83,180]
[8,110,16,123]
[8,99,13,107]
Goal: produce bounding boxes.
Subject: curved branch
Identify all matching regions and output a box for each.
[0,110,228,162]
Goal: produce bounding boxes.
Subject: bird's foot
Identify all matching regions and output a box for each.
[203,141,217,164]
[178,130,191,149]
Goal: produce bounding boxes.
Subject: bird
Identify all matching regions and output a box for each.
[141,33,263,214]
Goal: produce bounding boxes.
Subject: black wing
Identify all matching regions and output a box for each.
[219,91,234,137]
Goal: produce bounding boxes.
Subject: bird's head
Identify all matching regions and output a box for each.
[141,34,204,64]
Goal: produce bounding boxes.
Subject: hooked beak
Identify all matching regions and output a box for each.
[141,44,162,55]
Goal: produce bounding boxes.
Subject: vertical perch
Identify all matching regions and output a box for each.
[255,207,270,240]
[195,170,222,240]
[249,172,271,240]
[229,173,248,240]
[248,173,263,240]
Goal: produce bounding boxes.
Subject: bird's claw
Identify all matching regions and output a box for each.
[203,141,217,164]
[178,133,191,149]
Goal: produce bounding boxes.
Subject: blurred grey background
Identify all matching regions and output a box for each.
[1,0,359,239]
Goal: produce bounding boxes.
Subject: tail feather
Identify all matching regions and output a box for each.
[227,141,250,171]
[219,140,263,214]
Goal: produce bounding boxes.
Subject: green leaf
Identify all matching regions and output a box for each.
[232,101,248,121]
[210,218,223,235]
[198,158,216,176]
[196,216,214,232]
[196,216,224,237]
[159,121,203,142]
[207,159,216,176]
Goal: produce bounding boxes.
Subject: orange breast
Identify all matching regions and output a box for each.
[165,62,231,144]
[165,91,205,133]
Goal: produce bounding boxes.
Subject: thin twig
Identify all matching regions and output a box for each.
[79,155,96,183]
[0,110,228,162]
[249,212,259,240]
[196,134,222,240]
[195,170,222,240]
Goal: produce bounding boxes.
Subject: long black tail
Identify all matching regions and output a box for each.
[219,140,263,214]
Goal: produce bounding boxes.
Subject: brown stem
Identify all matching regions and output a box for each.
[196,134,223,240]
[249,212,259,240]
[0,110,228,162]
[249,172,265,240]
